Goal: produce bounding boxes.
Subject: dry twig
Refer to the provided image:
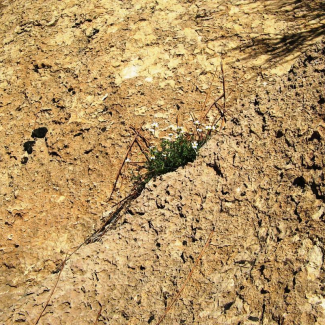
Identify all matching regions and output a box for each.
[34,254,68,325]
[94,303,102,325]
[135,138,149,162]
[201,60,226,121]
[189,111,198,123]
[127,161,147,165]
[130,126,150,149]
[109,136,137,201]
[221,60,226,110]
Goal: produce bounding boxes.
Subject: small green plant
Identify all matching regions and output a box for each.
[110,61,226,202]
[140,123,214,184]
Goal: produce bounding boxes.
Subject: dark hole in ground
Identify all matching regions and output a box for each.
[294,204,302,223]
[33,64,40,73]
[122,311,129,320]
[276,130,284,138]
[308,130,321,141]
[23,141,35,154]
[68,87,76,95]
[293,176,306,188]
[179,211,186,218]
[41,63,51,69]
[21,157,28,164]
[180,252,186,263]
[311,181,325,202]
[248,316,259,322]
[32,127,48,138]
[285,137,293,147]
[207,162,223,177]
[224,301,234,311]
[50,151,61,158]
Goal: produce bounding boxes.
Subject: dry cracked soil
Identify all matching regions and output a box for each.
[0,0,325,324]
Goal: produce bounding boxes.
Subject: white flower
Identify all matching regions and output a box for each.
[205,125,212,130]
[151,122,159,128]
[149,128,155,134]
[125,158,131,163]
[176,126,183,132]
[262,81,268,87]
[169,125,176,130]
[192,141,198,149]
[212,125,216,130]
[162,153,166,157]
[193,120,200,125]
[150,156,155,160]
[168,133,174,137]
[197,128,202,132]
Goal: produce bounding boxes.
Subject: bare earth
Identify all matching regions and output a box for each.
[0,0,324,324]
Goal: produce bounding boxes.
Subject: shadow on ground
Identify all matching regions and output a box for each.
[232,0,325,69]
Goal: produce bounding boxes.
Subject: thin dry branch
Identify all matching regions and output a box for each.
[221,60,226,110]
[127,161,147,164]
[213,101,225,119]
[111,188,139,209]
[189,111,197,123]
[201,92,224,120]
[34,254,68,325]
[109,136,137,201]
[135,138,149,162]
[94,304,102,325]
[201,60,227,122]
[155,229,215,325]
[130,126,150,149]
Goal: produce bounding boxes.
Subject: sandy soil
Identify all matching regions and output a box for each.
[0,0,324,323]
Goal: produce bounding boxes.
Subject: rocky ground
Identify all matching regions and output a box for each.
[0,0,324,324]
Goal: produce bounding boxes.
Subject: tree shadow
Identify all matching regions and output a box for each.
[231,0,325,69]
